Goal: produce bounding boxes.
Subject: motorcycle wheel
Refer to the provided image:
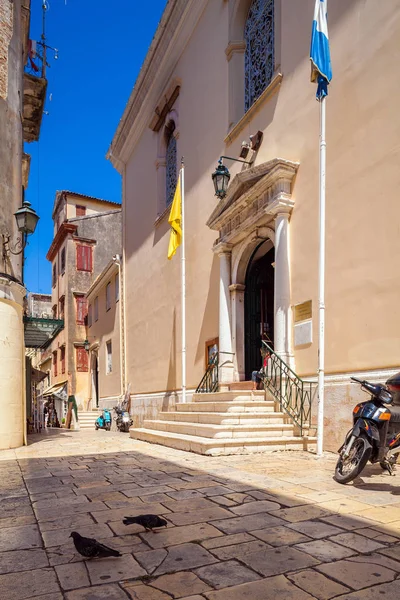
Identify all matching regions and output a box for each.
[123,423,130,433]
[334,434,372,484]
[95,423,99,430]
[105,423,111,431]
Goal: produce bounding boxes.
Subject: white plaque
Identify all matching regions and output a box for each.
[294,320,313,347]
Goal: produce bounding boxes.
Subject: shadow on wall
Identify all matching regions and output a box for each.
[194,253,220,367]
[166,308,177,394]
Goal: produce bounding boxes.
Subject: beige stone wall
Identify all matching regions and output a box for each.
[116,0,400,448]
[88,269,121,404]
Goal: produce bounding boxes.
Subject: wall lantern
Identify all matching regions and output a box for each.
[2,200,40,258]
[83,339,90,352]
[211,156,252,200]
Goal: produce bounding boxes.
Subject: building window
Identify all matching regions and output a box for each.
[60,248,66,274]
[76,205,86,217]
[59,296,65,320]
[106,282,111,311]
[244,0,274,112]
[52,263,57,287]
[88,304,92,328]
[52,304,57,319]
[115,273,119,302]
[165,121,177,207]
[106,340,112,374]
[76,347,88,372]
[76,295,88,325]
[60,347,65,374]
[76,245,92,272]
[53,351,58,377]
[94,296,99,322]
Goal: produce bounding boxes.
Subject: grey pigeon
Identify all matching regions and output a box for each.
[70,531,121,558]
[123,514,168,532]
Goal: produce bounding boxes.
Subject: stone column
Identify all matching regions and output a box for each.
[0,276,26,449]
[273,210,292,363]
[229,283,245,381]
[214,243,234,389]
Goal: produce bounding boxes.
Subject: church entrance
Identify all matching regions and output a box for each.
[244,240,275,379]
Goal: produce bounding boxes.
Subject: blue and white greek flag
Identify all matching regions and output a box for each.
[310,0,332,100]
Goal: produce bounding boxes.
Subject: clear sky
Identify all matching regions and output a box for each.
[24,0,168,294]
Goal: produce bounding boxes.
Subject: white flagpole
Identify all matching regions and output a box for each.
[180,159,187,403]
[317,96,326,456]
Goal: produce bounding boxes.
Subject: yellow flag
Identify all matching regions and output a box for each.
[167,174,182,260]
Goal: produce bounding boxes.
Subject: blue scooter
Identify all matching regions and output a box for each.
[95,409,112,431]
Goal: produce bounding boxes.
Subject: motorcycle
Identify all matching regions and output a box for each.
[95,409,112,431]
[114,406,133,433]
[334,375,400,484]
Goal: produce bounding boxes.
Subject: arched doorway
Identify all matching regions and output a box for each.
[244,240,275,379]
[91,353,99,408]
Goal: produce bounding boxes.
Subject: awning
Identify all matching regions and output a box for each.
[31,367,48,383]
[42,381,67,399]
[24,316,64,349]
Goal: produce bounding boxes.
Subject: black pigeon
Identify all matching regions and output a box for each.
[123,514,168,532]
[70,531,121,558]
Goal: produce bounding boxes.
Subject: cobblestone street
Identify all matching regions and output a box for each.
[1,429,400,599]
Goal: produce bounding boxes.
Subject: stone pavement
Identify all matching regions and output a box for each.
[1,429,400,600]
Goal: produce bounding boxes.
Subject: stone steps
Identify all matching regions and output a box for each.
[78,411,101,429]
[143,419,295,439]
[130,388,313,456]
[131,428,316,456]
[159,411,287,425]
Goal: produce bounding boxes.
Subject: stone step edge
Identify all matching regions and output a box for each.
[160,411,287,419]
[130,428,315,447]
[143,420,294,431]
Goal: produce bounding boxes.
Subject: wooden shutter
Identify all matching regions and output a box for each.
[76,205,86,217]
[76,347,88,372]
[53,351,58,377]
[77,245,92,272]
[76,296,88,325]
[61,347,65,374]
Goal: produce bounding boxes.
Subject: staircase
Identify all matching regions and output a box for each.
[130,389,315,456]
[78,411,101,430]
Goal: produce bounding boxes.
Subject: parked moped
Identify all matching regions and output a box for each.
[334,375,400,484]
[95,409,112,431]
[114,406,133,433]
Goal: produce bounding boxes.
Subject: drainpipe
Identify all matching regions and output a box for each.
[113,254,125,396]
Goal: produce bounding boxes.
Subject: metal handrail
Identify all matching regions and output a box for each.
[261,341,313,435]
[196,352,219,394]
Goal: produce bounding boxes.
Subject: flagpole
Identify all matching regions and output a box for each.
[180,159,187,403]
[317,95,326,456]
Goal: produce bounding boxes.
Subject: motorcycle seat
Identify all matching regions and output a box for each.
[389,406,400,423]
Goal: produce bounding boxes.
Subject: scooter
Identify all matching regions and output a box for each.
[95,409,112,431]
[334,375,400,484]
[114,406,133,433]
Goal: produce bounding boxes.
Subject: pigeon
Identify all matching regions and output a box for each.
[123,514,168,532]
[70,531,121,558]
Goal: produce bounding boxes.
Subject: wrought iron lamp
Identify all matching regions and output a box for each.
[83,339,90,352]
[2,200,40,258]
[211,156,252,200]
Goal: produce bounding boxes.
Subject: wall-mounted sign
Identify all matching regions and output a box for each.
[294,300,312,323]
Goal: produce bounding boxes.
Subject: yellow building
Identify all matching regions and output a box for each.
[86,257,124,411]
[46,191,121,421]
[108,0,400,451]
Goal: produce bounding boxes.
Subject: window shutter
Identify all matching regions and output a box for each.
[76,296,88,325]
[76,245,92,272]
[76,347,88,372]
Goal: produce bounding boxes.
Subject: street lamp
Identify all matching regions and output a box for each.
[211,156,252,200]
[2,200,40,259]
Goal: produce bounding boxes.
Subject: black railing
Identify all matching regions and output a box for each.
[261,341,313,435]
[196,352,219,393]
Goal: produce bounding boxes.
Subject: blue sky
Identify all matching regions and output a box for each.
[25,0,167,293]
